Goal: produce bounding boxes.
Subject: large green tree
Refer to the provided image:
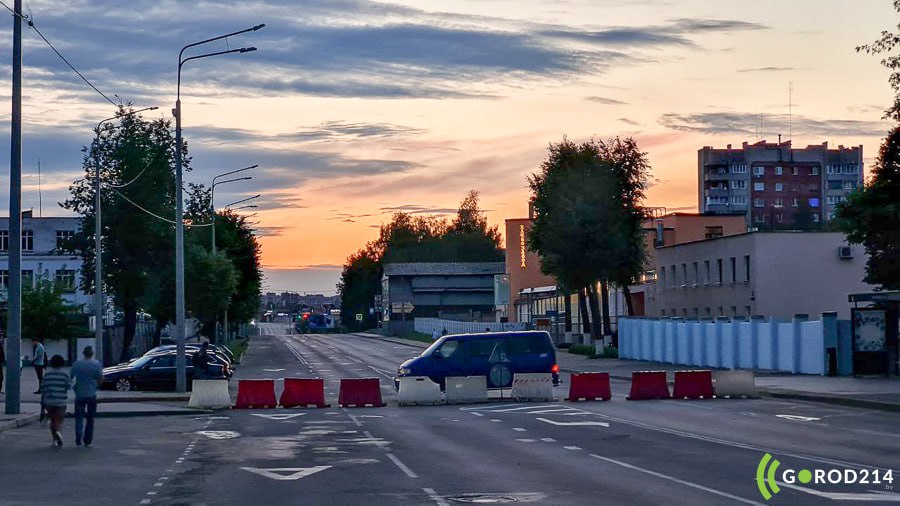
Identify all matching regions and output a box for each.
[63,107,186,361]
[22,278,85,342]
[527,137,651,339]
[338,245,382,332]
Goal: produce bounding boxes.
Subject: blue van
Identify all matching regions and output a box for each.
[395,331,560,390]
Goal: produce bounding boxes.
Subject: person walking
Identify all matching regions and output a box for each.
[192,342,211,380]
[33,338,46,393]
[70,346,102,447]
[41,355,70,448]
[431,328,440,341]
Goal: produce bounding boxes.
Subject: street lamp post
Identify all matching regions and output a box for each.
[174,24,264,392]
[93,106,157,366]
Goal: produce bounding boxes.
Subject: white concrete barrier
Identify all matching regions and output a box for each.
[189,379,232,409]
[398,376,442,406]
[714,370,758,398]
[445,376,488,404]
[512,373,554,401]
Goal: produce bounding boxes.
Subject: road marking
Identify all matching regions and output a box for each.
[240,466,332,481]
[368,365,396,380]
[516,438,537,443]
[195,430,240,439]
[424,487,450,506]
[778,482,900,502]
[526,408,581,415]
[470,412,484,417]
[775,414,821,422]
[460,403,520,411]
[491,419,502,422]
[513,428,527,432]
[140,500,151,505]
[564,446,582,451]
[482,404,559,412]
[540,438,556,442]
[250,413,306,421]
[588,454,763,505]
[536,418,609,427]
[346,411,363,427]
[263,368,286,372]
[387,453,418,478]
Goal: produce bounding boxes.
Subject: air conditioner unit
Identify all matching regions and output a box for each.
[838,246,853,260]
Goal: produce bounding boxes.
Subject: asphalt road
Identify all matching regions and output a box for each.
[1,323,897,505]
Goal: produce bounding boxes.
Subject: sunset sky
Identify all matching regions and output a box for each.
[0,0,895,294]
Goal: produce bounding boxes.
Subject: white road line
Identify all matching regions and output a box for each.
[540,438,556,442]
[368,365,396,380]
[460,403,520,411]
[513,428,527,432]
[526,408,581,415]
[140,500,151,505]
[345,411,363,427]
[588,454,763,505]
[490,419,502,423]
[423,487,450,506]
[470,412,484,417]
[387,453,418,478]
[483,404,560,412]
[536,417,609,427]
[564,446,582,451]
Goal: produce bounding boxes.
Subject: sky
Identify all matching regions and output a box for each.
[0,0,895,295]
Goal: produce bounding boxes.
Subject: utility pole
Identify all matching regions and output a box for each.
[5,0,23,415]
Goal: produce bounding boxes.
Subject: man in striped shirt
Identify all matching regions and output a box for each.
[41,355,70,448]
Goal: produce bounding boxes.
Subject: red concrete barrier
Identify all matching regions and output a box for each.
[672,370,714,399]
[234,379,277,409]
[566,372,612,402]
[338,378,385,408]
[626,371,670,400]
[280,378,330,408]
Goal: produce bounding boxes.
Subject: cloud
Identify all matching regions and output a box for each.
[379,204,458,215]
[618,117,640,126]
[290,121,427,142]
[585,96,628,105]
[253,226,288,237]
[737,66,795,73]
[540,17,767,49]
[658,112,890,138]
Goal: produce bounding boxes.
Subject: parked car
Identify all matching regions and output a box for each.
[102,350,230,392]
[144,344,233,364]
[394,331,559,390]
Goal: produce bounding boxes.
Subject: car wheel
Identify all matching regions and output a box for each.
[115,377,133,392]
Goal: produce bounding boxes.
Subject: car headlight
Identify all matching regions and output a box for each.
[398,367,411,376]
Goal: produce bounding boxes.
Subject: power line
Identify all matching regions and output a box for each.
[111,188,212,228]
[105,151,161,189]
[0,0,118,106]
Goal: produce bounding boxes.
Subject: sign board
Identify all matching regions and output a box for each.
[851,308,889,375]
[391,302,414,314]
[369,308,375,315]
[534,318,551,326]
[355,313,363,321]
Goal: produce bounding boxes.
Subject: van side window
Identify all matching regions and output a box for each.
[508,335,551,355]
[437,340,461,358]
[469,339,503,357]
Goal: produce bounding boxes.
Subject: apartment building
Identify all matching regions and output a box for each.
[699,140,863,227]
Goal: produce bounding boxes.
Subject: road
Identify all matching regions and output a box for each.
[0,322,897,505]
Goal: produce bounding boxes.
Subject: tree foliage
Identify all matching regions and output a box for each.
[857,0,900,121]
[338,245,382,332]
[22,278,85,341]
[527,137,651,337]
[834,125,900,290]
[62,107,186,361]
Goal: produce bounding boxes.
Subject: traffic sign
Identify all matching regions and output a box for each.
[355,313,363,321]
[391,302,414,314]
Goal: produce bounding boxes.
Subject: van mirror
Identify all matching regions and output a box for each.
[432,351,443,359]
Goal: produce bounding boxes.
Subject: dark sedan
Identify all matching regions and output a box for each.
[101,350,230,392]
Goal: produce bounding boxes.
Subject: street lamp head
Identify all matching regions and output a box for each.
[252,24,266,31]
[240,47,258,53]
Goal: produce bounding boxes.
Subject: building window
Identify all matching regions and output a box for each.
[792,166,799,176]
[692,262,699,285]
[671,265,677,288]
[0,230,7,251]
[753,182,765,192]
[732,195,747,205]
[704,260,710,285]
[705,226,723,239]
[754,166,764,176]
[659,266,665,289]
[776,213,783,223]
[0,270,7,290]
[827,164,836,175]
[732,164,747,174]
[843,180,857,190]
[56,230,75,252]
[55,269,76,292]
[745,306,752,316]
[731,180,747,190]
[717,259,723,284]
[22,230,33,251]
[775,183,783,192]
[681,264,688,287]
[812,213,820,223]
[809,198,820,208]
[827,195,846,205]
[660,309,666,317]
[792,198,799,207]
[775,166,783,175]
[774,198,783,208]
[730,257,737,284]
[811,166,820,176]
[731,306,738,316]
[753,198,765,208]
[744,255,751,282]
[828,180,843,191]
[706,196,729,206]
[705,307,711,317]
[754,213,765,223]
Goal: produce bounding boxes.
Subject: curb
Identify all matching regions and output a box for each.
[98,396,192,403]
[0,413,40,433]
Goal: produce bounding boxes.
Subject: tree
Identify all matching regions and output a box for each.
[834,126,900,290]
[444,190,504,262]
[185,243,237,329]
[528,137,651,339]
[857,0,900,122]
[338,245,382,332]
[214,210,263,332]
[22,278,84,342]
[62,107,187,361]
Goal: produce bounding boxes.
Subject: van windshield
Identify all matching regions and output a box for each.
[420,337,446,357]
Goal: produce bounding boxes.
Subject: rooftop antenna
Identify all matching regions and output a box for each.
[37,159,43,217]
[789,81,793,143]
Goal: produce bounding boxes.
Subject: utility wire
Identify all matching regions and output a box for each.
[111,188,212,228]
[1,0,118,106]
[105,151,161,189]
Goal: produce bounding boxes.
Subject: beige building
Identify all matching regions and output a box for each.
[646,231,874,320]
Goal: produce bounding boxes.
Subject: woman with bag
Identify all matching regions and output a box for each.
[41,355,70,448]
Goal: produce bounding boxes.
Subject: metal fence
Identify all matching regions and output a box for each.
[414,317,527,336]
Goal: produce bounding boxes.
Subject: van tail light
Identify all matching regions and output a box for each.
[551,364,560,374]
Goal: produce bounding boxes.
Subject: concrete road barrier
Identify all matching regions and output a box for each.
[445,376,488,404]
[512,373,554,402]
[398,376,442,406]
[715,370,758,398]
[188,380,231,409]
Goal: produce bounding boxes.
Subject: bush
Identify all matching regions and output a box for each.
[567,344,595,357]
[600,345,618,358]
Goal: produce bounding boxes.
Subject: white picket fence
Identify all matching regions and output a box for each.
[414,317,527,336]
[618,315,835,375]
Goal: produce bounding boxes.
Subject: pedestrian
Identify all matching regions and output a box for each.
[70,346,102,447]
[192,342,210,380]
[431,328,440,341]
[33,338,46,394]
[41,354,69,448]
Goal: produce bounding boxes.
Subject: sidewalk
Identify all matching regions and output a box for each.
[0,363,204,433]
[356,333,900,412]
